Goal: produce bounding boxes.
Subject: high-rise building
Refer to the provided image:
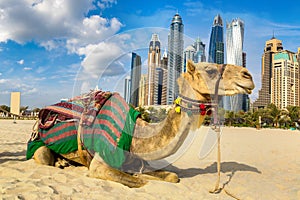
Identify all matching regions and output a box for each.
[224,18,245,112]
[297,47,300,67]
[253,37,283,109]
[146,34,161,105]
[167,13,184,104]
[138,74,147,106]
[242,52,250,111]
[124,76,131,103]
[208,14,224,64]
[194,37,206,63]
[183,37,206,72]
[183,45,196,72]
[159,50,168,105]
[129,52,142,107]
[271,50,299,109]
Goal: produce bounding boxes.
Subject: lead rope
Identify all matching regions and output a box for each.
[209,65,241,200]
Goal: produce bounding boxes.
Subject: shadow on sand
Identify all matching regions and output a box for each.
[0,150,27,164]
[166,161,261,178]
[165,161,261,189]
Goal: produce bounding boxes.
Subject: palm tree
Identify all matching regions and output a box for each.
[225,111,234,127]
[286,106,300,124]
[278,109,291,128]
[266,104,281,128]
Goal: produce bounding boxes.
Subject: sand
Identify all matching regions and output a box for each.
[1,119,300,199]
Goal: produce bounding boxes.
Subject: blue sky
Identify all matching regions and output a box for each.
[0,0,300,109]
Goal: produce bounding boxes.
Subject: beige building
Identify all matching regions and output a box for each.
[10,92,21,115]
[253,37,283,108]
[157,51,168,105]
[146,34,161,105]
[271,50,299,109]
[138,74,147,106]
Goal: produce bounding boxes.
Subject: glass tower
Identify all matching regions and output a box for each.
[224,18,245,112]
[208,14,224,64]
[167,13,184,104]
[130,52,142,107]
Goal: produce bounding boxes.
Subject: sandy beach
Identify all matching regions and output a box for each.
[1,119,300,199]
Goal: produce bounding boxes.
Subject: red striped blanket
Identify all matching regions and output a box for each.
[26,91,140,169]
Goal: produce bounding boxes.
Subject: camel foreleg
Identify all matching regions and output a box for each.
[134,170,179,183]
[89,154,148,188]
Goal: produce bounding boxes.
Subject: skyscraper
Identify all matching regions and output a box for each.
[167,13,184,104]
[159,50,168,105]
[194,37,206,63]
[253,37,283,109]
[183,37,206,72]
[271,50,299,109]
[130,52,142,107]
[297,47,300,65]
[138,74,147,106]
[224,18,245,112]
[146,34,161,105]
[124,76,131,104]
[208,14,224,64]
[242,52,250,111]
[183,45,196,72]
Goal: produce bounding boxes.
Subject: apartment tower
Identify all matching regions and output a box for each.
[253,37,283,109]
[146,34,161,105]
[271,50,299,109]
[167,13,184,104]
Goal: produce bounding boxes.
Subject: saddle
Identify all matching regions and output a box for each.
[26,90,140,169]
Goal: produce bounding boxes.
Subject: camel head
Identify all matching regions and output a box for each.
[178,60,255,101]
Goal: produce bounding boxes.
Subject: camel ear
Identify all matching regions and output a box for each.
[187,60,195,74]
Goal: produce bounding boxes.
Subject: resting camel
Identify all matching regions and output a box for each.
[29,60,254,188]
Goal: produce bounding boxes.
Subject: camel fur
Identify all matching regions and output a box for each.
[32,60,255,188]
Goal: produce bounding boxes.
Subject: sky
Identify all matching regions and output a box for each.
[0,0,300,109]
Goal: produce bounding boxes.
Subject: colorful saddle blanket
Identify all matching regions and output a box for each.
[27,91,140,169]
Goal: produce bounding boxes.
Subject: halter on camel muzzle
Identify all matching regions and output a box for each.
[174,64,226,128]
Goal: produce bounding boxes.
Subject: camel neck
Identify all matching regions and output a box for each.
[130,108,200,161]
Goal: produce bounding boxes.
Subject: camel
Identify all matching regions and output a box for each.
[30,60,254,188]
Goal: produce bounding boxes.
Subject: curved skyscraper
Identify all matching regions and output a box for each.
[224,18,245,112]
[167,13,184,104]
[208,14,224,64]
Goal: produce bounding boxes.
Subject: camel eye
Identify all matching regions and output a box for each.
[206,68,218,77]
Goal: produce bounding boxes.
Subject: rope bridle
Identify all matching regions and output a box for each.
[176,64,240,199]
[175,64,225,122]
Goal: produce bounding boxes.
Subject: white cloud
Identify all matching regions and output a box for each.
[97,0,117,10]
[23,67,32,71]
[17,59,24,65]
[0,78,38,96]
[0,78,8,83]
[79,41,125,78]
[0,0,122,52]
[66,16,123,53]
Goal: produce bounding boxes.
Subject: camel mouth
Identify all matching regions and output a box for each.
[223,84,254,95]
[236,83,254,94]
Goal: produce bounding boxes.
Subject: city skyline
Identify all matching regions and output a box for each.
[0,0,300,108]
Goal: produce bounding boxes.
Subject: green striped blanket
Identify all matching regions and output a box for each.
[27,93,140,169]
